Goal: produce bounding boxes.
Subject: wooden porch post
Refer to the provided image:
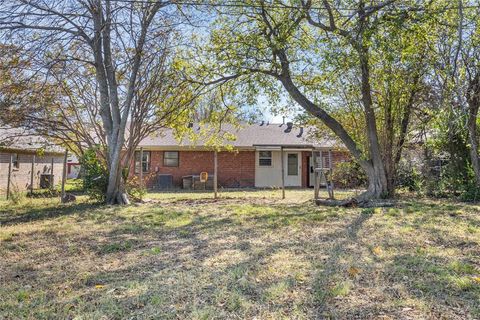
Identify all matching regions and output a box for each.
[50,157,54,190]
[61,149,68,202]
[6,154,12,200]
[328,150,334,199]
[313,150,318,200]
[320,150,324,198]
[139,147,144,188]
[214,150,218,199]
[328,150,332,170]
[281,147,285,199]
[30,154,35,196]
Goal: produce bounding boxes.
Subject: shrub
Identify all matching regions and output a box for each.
[460,184,480,202]
[80,147,108,202]
[26,189,60,198]
[8,184,25,205]
[459,166,480,202]
[125,175,147,202]
[332,161,367,189]
[80,148,146,203]
[396,164,423,192]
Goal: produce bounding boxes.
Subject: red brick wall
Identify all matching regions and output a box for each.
[218,151,255,187]
[332,151,351,165]
[302,151,310,187]
[132,150,255,189]
[130,149,351,189]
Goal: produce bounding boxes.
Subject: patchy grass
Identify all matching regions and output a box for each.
[0,189,479,319]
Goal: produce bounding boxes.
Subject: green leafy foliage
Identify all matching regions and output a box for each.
[79,147,108,202]
[8,184,25,205]
[424,112,475,199]
[332,161,367,189]
[124,175,147,203]
[395,164,423,193]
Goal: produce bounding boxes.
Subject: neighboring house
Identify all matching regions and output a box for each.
[67,155,81,179]
[0,128,64,193]
[131,122,350,189]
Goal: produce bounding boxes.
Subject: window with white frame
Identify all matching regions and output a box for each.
[258,151,272,166]
[134,151,150,173]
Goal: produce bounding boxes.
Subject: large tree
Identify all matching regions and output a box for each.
[425,0,480,191]
[0,0,190,204]
[453,1,480,187]
[194,0,432,201]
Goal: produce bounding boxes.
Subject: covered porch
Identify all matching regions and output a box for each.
[253,144,335,198]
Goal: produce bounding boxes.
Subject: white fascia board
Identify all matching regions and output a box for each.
[282,148,313,152]
[134,146,255,151]
[254,146,282,151]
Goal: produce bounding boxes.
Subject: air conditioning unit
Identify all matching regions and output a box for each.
[156,174,173,189]
[40,174,54,189]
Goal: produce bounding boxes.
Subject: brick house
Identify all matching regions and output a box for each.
[0,128,64,194]
[131,122,350,189]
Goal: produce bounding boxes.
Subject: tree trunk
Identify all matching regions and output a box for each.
[383,95,395,195]
[467,74,480,187]
[359,163,389,201]
[384,77,418,195]
[357,44,389,198]
[467,114,480,187]
[105,139,130,205]
[105,170,129,205]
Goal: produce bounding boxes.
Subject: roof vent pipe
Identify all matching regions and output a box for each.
[297,126,304,138]
[284,122,293,133]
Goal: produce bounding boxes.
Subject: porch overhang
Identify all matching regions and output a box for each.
[253,144,336,151]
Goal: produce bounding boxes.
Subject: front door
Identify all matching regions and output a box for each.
[284,152,301,186]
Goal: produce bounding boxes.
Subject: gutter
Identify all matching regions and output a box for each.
[0,147,64,156]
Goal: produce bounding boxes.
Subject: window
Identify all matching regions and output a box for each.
[135,151,150,173]
[12,153,19,170]
[287,153,298,176]
[258,151,272,166]
[163,151,179,167]
[314,152,329,169]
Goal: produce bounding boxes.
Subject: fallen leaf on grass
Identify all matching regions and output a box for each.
[348,266,360,277]
[94,284,105,289]
[372,246,382,255]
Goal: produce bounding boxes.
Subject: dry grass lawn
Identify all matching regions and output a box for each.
[0,189,479,319]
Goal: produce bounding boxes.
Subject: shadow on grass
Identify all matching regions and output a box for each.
[62,212,333,318]
[0,202,101,226]
[2,196,478,319]
[386,253,480,317]
[311,211,371,309]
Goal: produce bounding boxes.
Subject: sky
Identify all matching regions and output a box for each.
[256,94,302,124]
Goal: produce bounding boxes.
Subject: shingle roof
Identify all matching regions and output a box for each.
[138,122,343,150]
[0,127,64,154]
